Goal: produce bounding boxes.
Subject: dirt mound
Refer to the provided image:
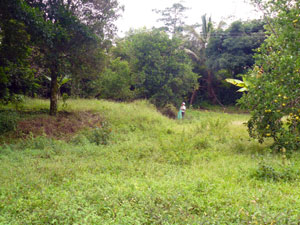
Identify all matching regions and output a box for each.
[17,111,102,140]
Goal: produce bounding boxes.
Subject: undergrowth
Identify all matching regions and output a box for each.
[0,110,20,135]
[0,99,300,224]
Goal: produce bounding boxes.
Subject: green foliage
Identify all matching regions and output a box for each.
[10,94,25,111]
[182,15,214,106]
[0,111,20,135]
[96,58,134,101]
[239,0,300,151]
[122,29,198,107]
[2,99,300,224]
[0,19,36,100]
[61,93,69,109]
[159,103,178,118]
[251,162,299,182]
[0,94,25,111]
[205,20,266,105]
[206,20,265,75]
[153,2,189,36]
[0,0,123,115]
[72,121,112,146]
[225,77,250,92]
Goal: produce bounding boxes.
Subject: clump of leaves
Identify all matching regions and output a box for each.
[72,121,112,145]
[61,93,69,109]
[159,104,178,119]
[0,110,20,135]
[238,0,300,151]
[251,162,299,182]
[89,122,112,145]
[0,94,25,111]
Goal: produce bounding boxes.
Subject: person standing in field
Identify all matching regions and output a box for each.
[180,102,186,118]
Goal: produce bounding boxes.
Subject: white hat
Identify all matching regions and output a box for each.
[182,102,185,105]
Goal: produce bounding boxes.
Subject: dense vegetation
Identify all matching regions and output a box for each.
[0,0,123,115]
[1,99,300,224]
[111,29,198,107]
[0,0,299,223]
[0,0,267,112]
[239,0,300,151]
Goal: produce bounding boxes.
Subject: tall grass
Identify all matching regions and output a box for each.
[0,99,300,224]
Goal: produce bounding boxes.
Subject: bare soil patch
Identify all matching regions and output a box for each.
[17,111,102,140]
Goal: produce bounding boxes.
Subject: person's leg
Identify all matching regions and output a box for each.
[181,111,185,118]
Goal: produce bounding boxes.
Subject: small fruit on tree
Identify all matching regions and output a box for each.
[238,0,300,151]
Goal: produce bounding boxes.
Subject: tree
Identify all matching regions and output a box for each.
[207,20,265,75]
[121,29,198,107]
[183,14,221,106]
[239,0,300,151]
[95,57,134,101]
[153,2,189,36]
[206,20,265,104]
[0,19,36,103]
[0,0,122,115]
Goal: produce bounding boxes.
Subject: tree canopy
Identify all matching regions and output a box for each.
[115,29,198,107]
[205,19,266,104]
[0,0,123,115]
[239,0,300,151]
[153,3,189,36]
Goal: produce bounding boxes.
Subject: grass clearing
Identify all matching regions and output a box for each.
[0,99,300,224]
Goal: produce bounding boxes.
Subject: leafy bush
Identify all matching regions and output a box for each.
[11,94,25,111]
[159,104,178,119]
[117,29,198,107]
[61,93,69,109]
[96,58,134,101]
[72,121,112,145]
[194,137,210,150]
[0,111,20,135]
[251,162,299,182]
[89,123,112,145]
[0,94,25,110]
[239,0,300,151]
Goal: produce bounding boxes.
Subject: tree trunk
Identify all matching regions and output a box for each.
[50,66,59,116]
[206,70,224,107]
[206,70,215,102]
[189,88,198,106]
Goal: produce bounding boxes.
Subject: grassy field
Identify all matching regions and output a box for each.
[0,99,300,224]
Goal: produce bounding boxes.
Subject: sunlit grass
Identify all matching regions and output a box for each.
[0,99,300,224]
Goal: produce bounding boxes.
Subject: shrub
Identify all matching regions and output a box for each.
[96,58,134,101]
[238,0,300,151]
[159,104,178,119]
[0,111,20,135]
[251,162,299,182]
[61,93,69,109]
[89,123,112,145]
[72,121,112,146]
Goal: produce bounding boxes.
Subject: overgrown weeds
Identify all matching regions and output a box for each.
[72,121,112,145]
[0,110,20,135]
[251,161,300,182]
[1,99,300,224]
[159,103,178,119]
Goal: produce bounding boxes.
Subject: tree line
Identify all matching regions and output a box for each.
[0,0,266,115]
[0,0,299,150]
[0,0,123,115]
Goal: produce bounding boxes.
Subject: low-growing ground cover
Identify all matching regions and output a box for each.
[0,99,299,224]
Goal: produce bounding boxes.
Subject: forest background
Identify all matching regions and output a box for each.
[0,0,299,150]
[0,1,300,223]
[0,0,266,110]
